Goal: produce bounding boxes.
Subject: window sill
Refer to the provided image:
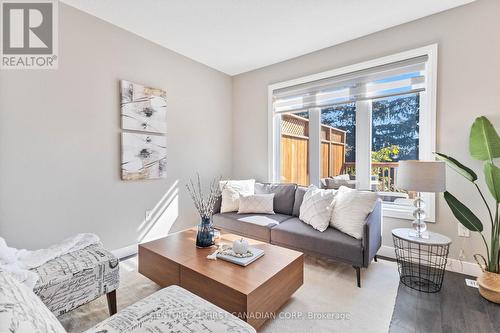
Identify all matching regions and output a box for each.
[382,203,436,223]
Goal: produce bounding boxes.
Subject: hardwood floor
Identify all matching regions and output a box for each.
[389,270,500,333]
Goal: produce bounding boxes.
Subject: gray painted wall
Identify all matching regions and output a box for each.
[231,0,500,263]
[0,4,233,250]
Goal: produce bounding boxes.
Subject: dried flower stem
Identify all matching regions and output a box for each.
[186,173,224,220]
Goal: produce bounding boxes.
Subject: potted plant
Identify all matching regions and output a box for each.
[435,116,500,303]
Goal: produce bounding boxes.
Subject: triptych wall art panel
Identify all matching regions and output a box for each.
[120,80,167,133]
[120,80,167,180]
[121,132,167,180]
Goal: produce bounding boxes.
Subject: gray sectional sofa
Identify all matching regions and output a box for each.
[213,183,382,287]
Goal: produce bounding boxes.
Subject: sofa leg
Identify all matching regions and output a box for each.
[106,290,117,316]
[353,266,361,288]
[374,255,378,262]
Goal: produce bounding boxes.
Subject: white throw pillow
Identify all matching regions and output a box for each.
[299,185,337,232]
[237,194,275,214]
[219,179,255,213]
[220,188,240,213]
[330,186,379,239]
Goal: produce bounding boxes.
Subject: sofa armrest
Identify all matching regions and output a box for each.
[362,199,382,267]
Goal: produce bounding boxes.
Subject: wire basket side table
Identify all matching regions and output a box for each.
[392,228,451,293]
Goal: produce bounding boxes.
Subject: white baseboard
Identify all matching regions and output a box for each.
[378,245,482,277]
[112,243,482,277]
[111,230,189,260]
[112,244,138,259]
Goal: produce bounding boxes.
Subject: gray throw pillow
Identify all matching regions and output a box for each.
[292,186,308,217]
[255,183,297,215]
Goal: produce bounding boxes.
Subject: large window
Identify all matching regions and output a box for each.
[269,46,437,221]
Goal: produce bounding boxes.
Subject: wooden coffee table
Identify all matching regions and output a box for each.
[138,228,304,329]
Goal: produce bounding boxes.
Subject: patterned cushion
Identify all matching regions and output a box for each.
[32,244,120,316]
[330,186,379,239]
[0,271,66,333]
[238,193,275,214]
[299,185,337,232]
[84,285,256,333]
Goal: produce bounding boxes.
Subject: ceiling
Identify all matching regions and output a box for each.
[61,0,474,75]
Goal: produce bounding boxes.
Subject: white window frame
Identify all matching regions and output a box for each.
[268,44,438,222]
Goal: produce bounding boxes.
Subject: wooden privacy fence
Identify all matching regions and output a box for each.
[280,114,346,186]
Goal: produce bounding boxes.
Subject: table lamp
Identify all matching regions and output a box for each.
[397,161,446,239]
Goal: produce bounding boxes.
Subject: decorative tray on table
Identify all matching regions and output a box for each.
[216,247,265,266]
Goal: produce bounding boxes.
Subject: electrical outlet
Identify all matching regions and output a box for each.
[458,249,466,262]
[458,224,470,237]
[145,209,152,221]
[465,279,478,288]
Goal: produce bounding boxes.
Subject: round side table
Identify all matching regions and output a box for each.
[392,228,451,293]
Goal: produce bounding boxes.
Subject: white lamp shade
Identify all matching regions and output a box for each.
[397,160,446,193]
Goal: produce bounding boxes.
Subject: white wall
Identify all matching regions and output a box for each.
[232,0,500,264]
[1,1,499,269]
[0,4,233,250]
